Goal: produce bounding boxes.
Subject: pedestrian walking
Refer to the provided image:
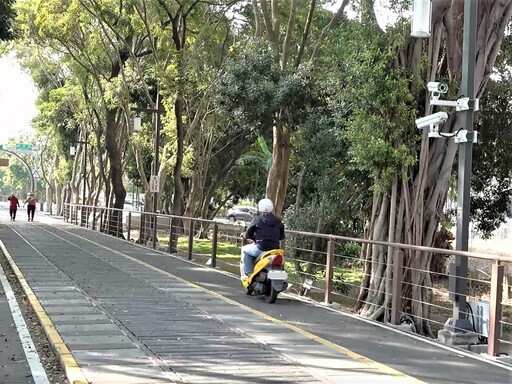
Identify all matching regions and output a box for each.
[7,193,20,221]
[24,193,38,222]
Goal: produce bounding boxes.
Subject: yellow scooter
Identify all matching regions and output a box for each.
[240,249,288,303]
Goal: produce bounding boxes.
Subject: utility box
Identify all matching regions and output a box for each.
[0,158,9,167]
[468,300,502,339]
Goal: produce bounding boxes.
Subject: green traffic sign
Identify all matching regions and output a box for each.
[15,143,33,151]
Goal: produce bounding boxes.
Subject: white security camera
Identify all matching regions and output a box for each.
[415,112,448,129]
[427,82,448,94]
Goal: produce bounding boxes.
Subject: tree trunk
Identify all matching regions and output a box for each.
[171,97,185,218]
[105,107,126,236]
[55,183,63,216]
[184,174,199,218]
[45,183,53,215]
[266,122,291,217]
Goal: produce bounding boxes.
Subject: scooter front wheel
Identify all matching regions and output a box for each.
[264,286,279,303]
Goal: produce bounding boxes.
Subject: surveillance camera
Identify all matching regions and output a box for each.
[415,112,449,129]
[427,82,448,94]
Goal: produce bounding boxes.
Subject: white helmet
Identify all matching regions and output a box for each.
[258,198,274,213]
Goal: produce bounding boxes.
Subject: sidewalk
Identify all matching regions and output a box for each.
[0,218,422,384]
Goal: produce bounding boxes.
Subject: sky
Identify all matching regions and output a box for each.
[0,55,38,145]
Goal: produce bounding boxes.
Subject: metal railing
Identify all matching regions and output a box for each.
[63,203,512,358]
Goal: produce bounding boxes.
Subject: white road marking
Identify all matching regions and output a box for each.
[0,262,50,384]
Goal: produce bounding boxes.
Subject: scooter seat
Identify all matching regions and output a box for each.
[255,248,285,263]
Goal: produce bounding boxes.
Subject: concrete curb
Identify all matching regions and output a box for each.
[0,240,89,384]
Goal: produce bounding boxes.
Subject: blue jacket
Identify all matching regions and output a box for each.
[245,213,285,251]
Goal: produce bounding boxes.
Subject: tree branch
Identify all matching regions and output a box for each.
[259,0,275,43]
[252,0,262,37]
[309,0,350,63]
[295,0,316,68]
[271,0,280,49]
[281,0,297,71]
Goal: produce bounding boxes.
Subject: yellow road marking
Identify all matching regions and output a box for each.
[50,225,427,384]
[0,240,89,384]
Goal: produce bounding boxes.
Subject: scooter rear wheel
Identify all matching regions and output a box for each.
[264,286,279,303]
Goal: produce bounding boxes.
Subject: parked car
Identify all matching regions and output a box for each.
[124,199,145,211]
[227,206,257,222]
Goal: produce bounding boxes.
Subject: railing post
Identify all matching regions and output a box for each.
[152,214,158,250]
[92,207,96,231]
[85,207,89,228]
[138,213,144,244]
[100,208,104,232]
[488,261,504,357]
[391,250,405,326]
[187,219,194,260]
[116,210,121,238]
[325,236,334,304]
[75,206,79,226]
[168,217,175,253]
[211,223,218,268]
[127,211,132,241]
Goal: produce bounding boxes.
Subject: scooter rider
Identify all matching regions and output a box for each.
[241,198,285,279]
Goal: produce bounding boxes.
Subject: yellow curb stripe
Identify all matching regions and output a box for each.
[56,228,426,384]
[0,240,89,384]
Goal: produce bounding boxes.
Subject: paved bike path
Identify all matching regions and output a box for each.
[0,219,420,384]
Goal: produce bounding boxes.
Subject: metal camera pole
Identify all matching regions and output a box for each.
[439,0,479,345]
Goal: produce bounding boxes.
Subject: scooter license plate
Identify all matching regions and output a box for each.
[268,270,288,280]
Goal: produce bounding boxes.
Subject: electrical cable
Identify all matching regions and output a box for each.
[438,128,462,139]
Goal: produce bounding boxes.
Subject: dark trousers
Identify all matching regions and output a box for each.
[27,205,35,220]
[9,209,17,220]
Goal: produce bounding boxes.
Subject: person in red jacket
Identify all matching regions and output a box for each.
[7,193,20,221]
